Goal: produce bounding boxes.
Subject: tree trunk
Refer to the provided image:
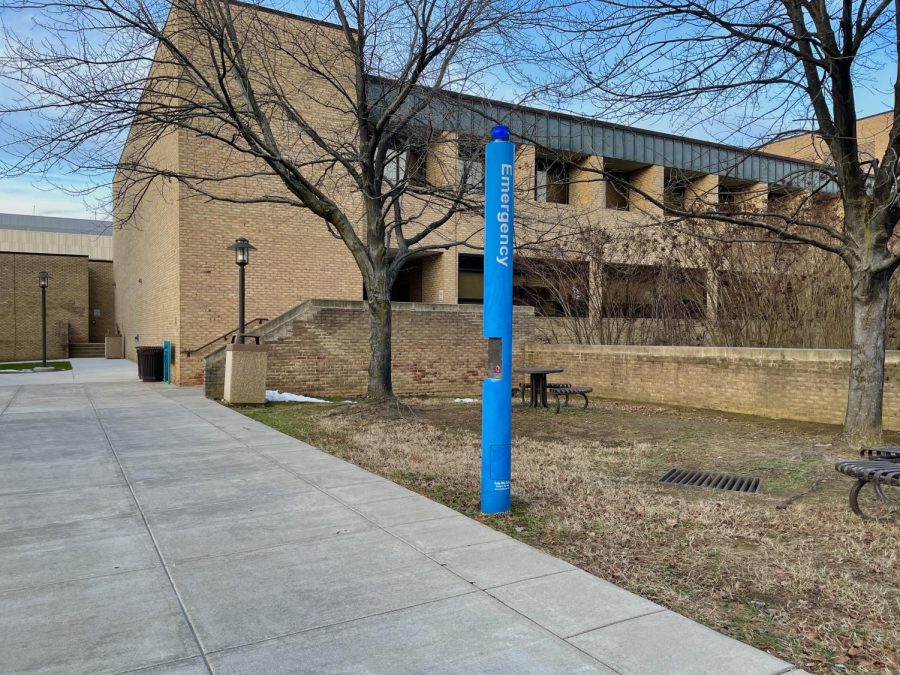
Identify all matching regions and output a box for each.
[841,269,890,448]
[365,284,394,401]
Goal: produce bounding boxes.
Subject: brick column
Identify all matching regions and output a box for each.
[570,155,604,208]
[427,131,459,189]
[514,144,536,201]
[629,164,665,219]
[686,174,719,211]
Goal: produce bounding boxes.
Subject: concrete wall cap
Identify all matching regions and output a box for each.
[523,343,900,364]
[226,342,267,353]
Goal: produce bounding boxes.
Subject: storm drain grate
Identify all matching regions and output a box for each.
[658,468,763,494]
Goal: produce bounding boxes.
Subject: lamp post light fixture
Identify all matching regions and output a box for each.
[227,237,256,344]
[38,271,50,368]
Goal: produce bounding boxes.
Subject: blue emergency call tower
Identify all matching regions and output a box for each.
[481,125,514,514]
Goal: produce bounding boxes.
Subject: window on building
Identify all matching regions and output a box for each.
[717,271,767,319]
[384,141,428,188]
[458,140,485,191]
[718,185,738,211]
[602,263,705,319]
[605,170,630,210]
[664,172,689,210]
[457,253,484,303]
[457,254,590,318]
[363,257,424,302]
[384,147,407,187]
[535,158,570,204]
[393,260,423,302]
[408,147,427,186]
[514,258,589,318]
[602,263,655,317]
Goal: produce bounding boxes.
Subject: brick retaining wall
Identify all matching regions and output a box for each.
[205,300,535,399]
[524,343,900,430]
[205,302,900,431]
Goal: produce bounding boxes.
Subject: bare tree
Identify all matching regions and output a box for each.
[0,0,552,400]
[550,0,900,446]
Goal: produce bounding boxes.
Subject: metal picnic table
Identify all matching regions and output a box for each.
[514,367,564,408]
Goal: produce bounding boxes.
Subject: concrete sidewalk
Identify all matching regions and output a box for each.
[0,361,800,674]
[0,356,139,385]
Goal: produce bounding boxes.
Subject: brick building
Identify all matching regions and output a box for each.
[0,213,115,362]
[113,4,844,385]
[761,111,895,166]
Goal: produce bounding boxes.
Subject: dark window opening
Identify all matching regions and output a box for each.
[515,258,589,318]
[456,254,589,317]
[664,172,689,210]
[408,147,427,187]
[605,170,630,210]
[717,271,779,320]
[393,261,423,302]
[602,263,705,319]
[362,258,422,302]
[384,141,428,188]
[458,141,485,191]
[535,158,570,204]
[457,253,484,304]
[718,185,741,213]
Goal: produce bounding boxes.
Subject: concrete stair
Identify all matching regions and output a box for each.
[69,342,106,358]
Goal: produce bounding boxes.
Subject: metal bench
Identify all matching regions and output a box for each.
[519,382,571,405]
[551,386,592,413]
[835,447,900,520]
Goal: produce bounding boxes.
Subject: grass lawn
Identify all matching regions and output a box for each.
[240,398,899,674]
[0,360,72,372]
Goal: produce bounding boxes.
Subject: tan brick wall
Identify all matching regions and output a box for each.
[147,10,363,385]
[0,254,12,358]
[88,260,116,341]
[175,188,362,384]
[0,252,89,361]
[420,250,457,303]
[686,173,719,210]
[113,127,182,375]
[524,343,900,430]
[570,155,604,208]
[205,300,535,398]
[761,111,893,165]
[629,164,665,219]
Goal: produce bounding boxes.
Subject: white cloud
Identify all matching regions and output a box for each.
[0,176,106,219]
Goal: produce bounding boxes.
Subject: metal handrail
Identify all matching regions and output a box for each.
[182,317,269,356]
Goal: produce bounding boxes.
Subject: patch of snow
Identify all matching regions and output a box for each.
[453,397,479,404]
[266,390,331,403]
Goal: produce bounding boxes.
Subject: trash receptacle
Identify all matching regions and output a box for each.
[136,346,164,382]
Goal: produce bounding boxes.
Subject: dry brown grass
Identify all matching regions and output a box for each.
[241,399,900,674]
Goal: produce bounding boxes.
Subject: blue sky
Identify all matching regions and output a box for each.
[0,5,109,219]
[0,1,896,221]
[0,173,110,220]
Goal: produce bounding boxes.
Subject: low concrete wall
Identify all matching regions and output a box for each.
[205,300,535,398]
[523,344,900,429]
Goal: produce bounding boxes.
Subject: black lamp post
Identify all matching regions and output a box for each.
[38,271,50,367]
[227,237,256,343]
